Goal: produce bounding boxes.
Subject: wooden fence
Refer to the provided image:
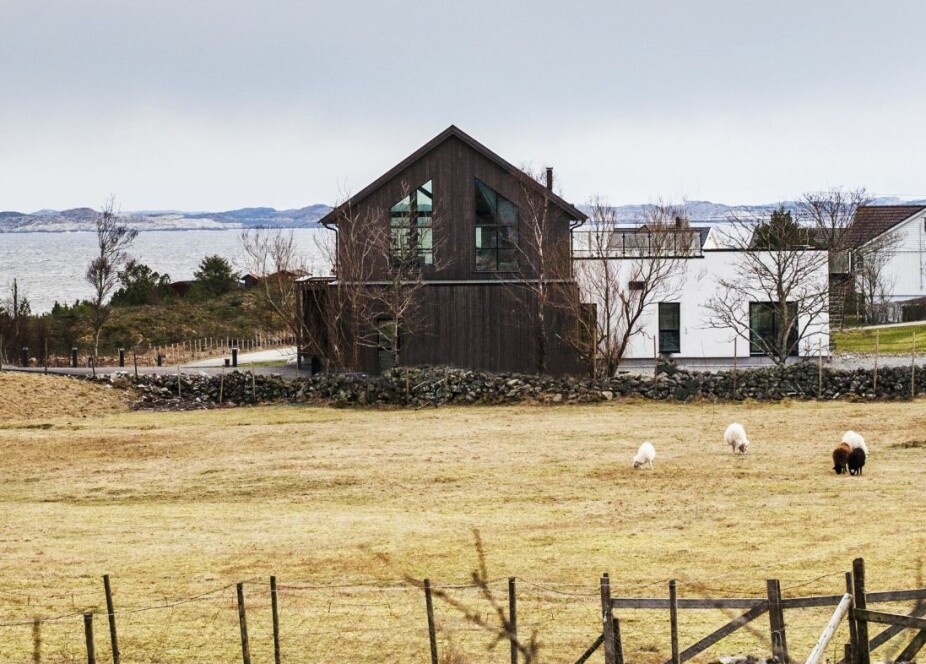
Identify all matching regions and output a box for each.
[4,559,926,664]
[561,558,926,664]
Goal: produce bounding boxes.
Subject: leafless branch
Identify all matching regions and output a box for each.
[572,198,689,376]
[84,195,138,358]
[703,207,829,365]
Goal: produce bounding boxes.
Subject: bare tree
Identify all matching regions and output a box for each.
[318,195,379,371]
[239,228,313,363]
[799,187,871,328]
[318,180,447,372]
[85,196,138,358]
[854,230,902,324]
[0,279,31,366]
[704,207,830,365]
[506,166,577,375]
[363,179,448,369]
[799,187,871,251]
[402,531,540,664]
[572,199,690,377]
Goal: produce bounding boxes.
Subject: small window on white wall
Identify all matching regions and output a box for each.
[658,303,681,354]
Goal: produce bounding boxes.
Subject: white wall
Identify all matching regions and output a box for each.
[869,209,926,302]
[576,250,831,360]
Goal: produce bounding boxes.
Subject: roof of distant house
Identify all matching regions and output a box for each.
[849,205,926,247]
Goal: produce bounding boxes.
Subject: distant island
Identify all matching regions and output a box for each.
[0,205,333,233]
[2,198,923,233]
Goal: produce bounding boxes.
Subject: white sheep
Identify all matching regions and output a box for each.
[724,423,750,454]
[842,430,869,458]
[632,442,656,469]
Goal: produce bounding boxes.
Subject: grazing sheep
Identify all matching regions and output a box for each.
[832,442,851,475]
[842,431,869,459]
[724,423,750,454]
[632,442,656,470]
[848,447,866,475]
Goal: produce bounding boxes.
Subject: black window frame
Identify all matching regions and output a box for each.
[658,302,681,354]
[749,302,799,356]
[474,178,519,272]
[390,180,434,266]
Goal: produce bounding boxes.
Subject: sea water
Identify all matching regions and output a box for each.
[0,228,330,313]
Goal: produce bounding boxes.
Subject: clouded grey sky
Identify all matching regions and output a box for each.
[2,0,925,211]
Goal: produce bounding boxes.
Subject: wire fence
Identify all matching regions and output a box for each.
[1,569,924,664]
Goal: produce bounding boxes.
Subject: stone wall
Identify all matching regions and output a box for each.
[106,362,926,411]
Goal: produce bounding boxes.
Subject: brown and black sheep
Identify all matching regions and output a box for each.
[832,442,851,474]
[848,447,866,475]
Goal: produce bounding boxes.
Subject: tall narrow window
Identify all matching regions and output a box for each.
[390,180,433,265]
[376,318,398,373]
[749,302,798,356]
[475,179,518,271]
[658,302,681,354]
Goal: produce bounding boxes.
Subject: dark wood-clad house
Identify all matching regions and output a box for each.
[300,126,589,377]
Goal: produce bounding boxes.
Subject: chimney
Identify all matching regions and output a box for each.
[545,167,553,191]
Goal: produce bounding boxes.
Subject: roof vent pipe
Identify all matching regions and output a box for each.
[545,167,553,191]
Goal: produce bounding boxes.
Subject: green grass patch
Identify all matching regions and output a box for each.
[832,323,926,354]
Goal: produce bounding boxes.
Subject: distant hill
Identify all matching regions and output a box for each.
[0,204,333,232]
[590,198,926,223]
[2,198,923,232]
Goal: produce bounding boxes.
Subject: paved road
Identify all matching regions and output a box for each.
[186,346,297,367]
[1,346,306,378]
[2,351,919,378]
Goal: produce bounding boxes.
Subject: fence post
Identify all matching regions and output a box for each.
[845,572,857,664]
[613,615,625,664]
[873,331,879,391]
[270,576,281,664]
[84,613,96,664]
[236,583,251,664]
[32,618,40,664]
[103,575,119,664]
[71,348,78,368]
[118,349,125,368]
[767,579,789,664]
[911,331,916,399]
[508,577,518,664]
[600,575,617,664]
[818,340,824,399]
[731,337,739,396]
[669,580,680,664]
[232,347,239,368]
[424,579,438,664]
[852,558,870,664]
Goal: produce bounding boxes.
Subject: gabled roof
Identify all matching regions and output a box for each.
[849,205,926,247]
[319,125,588,225]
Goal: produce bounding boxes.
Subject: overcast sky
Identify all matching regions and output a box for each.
[2,0,925,212]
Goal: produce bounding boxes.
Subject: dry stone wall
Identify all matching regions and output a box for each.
[99,363,926,411]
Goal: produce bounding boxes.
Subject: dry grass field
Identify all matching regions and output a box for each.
[0,372,130,420]
[1,379,926,663]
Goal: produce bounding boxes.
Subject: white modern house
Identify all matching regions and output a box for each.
[848,204,926,319]
[572,223,831,365]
